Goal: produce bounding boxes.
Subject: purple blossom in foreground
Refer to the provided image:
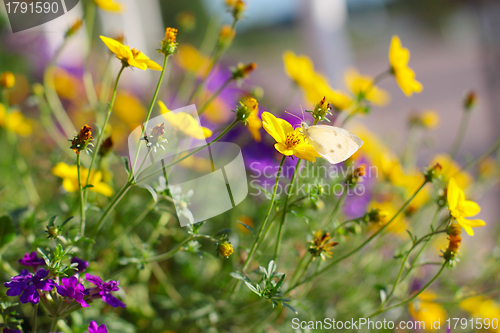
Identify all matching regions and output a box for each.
[86,274,126,308]
[71,257,89,273]
[56,276,89,307]
[4,269,55,304]
[18,252,45,270]
[3,328,22,333]
[86,321,107,333]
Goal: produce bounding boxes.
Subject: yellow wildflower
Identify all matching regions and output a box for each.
[478,157,497,179]
[94,0,124,13]
[283,51,351,110]
[261,112,321,162]
[52,162,113,197]
[176,44,210,77]
[344,68,389,106]
[100,36,162,71]
[0,104,32,136]
[410,110,440,129]
[447,177,485,236]
[460,296,500,332]
[53,68,79,100]
[159,101,212,139]
[368,201,408,236]
[389,35,422,96]
[113,91,146,129]
[408,291,447,331]
[430,154,472,189]
[308,230,338,260]
[0,71,15,89]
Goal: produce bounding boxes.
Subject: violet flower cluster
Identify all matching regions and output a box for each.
[3,253,125,310]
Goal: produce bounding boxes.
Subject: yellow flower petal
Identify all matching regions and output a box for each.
[462,200,481,217]
[447,178,460,211]
[94,0,124,13]
[262,112,288,143]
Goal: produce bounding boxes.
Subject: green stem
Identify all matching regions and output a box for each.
[198,77,232,115]
[110,198,156,246]
[230,156,286,299]
[32,303,38,333]
[365,262,446,320]
[49,317,59,333]
[273,159,301,261]
[77,154,85,237]
[287,180,429,293]
[449,110,471,159]
[461,134,500,172]
[322,189,348,230]
[85,65,125,188]
[93,181,132,236]
[146,234,214,263]
[129,54,170,181]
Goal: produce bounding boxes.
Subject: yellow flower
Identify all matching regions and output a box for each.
[158,101,212,139]
[368,201,408,236]
[52,162,113,197]
[430,154,472,189]
[261,112,321,162]
[175,44,210,77]
[389,35,422,96]
[217,242,234,259]
[447,177,485,236]
[240,97,262,142]
[53,68,79,100]
[94,0,124,13]
[460,297,500,332]
[308,230,338,260]
[408,291,447,331]
[344,68,389,106]
[478,157,497,179]
[0,104,32,136]
[113,91,146,129]
[283,51,351,110]
[421,110,440,129]
[100,36,162,71]
[0,71,15,89]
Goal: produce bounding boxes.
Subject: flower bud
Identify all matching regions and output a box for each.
[226,0,246,21]
[218,25,236,49]
[217,242,234,259]
[99,136,113,157]
[0,71,15,89]
[160,27,178,56]
[65,19,83,38]
[463,91,477,111]
[231,62,257,81]
[310,96,332,123]
[424,163,442,182]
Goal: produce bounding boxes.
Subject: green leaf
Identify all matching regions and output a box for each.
[60,216,74,228]
[290,210,310,224]
[0,216,15,248]
[47,215,58,228]
[83,184,94,190]
[230,272,251,283]
[283,302,298,314]
[244,282,260,296]
[268,260,276,276]
[237,221,254,235]
[122,156,130,174]
[214,228,232,237]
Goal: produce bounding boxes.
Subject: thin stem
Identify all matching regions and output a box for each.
[322,189,347,230]
[273,159,301,261]
[77,154,85,237]
[49,317,59,333]
[146,234,214,263]
[230,156,287,299]
[460,134,500,172]
[198,77,232,115]
[129,55,170,181]
[449,110,471,159]
[32,303,38,333]
[110,198,156,246]
[287,180,429,293]
[93,181,132,236]
[85,65,125,188]
[365,263,446,320]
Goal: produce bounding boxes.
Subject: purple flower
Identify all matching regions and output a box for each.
[18,252,45,270]
[56,276,90,307]
[71,257,89,273]
[86,321,107,333]
[3,328,22,333]
[4,269,55,304]
[86,274,126,308]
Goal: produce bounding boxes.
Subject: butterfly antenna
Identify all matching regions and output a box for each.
[285,110,303,122]
[299,105,305,121]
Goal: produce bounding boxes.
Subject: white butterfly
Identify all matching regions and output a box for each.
[301,122,363,164]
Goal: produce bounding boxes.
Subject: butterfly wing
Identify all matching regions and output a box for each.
[304,125,363,164]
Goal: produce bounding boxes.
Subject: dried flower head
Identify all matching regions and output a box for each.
[308,230,339,260]
[99,136,113,156]
[70,125,94,155]
[464,91,477,111]
[0,72,15,89]
[218,25,236,48]
[424,162,442,182]
[442,223,462,264]
[143,123,167,153]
